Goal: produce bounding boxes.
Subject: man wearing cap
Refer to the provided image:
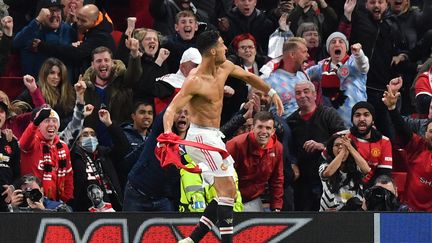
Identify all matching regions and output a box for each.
[344,101,393,188]
[13,0,76,78]
[19,107,74,203]
[142,47,202,114]
[306,32,369,127]
[32,4,115,81]
[0,102,20,212]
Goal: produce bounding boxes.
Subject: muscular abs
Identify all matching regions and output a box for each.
[189,68,229,128]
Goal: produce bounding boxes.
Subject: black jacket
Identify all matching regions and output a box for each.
[221,7,277,54]
[287,106,346,185]
[162,34,197,73]
[347,7,407,90]
[71,124,130,211]
[127,110,180,200]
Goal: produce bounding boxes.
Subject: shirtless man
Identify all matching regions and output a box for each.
[163,30,283,243]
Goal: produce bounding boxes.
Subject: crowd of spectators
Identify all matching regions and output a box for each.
[0,0,431,214]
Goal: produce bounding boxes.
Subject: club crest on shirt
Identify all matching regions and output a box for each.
[338,66,350,78]
[371,147,381,158]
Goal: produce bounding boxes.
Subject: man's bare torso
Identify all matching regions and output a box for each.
[187,62,232,128]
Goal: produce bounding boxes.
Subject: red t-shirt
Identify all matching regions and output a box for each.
[348,133,393,184]
[403,134,432,211]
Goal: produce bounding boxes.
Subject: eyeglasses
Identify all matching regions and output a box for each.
[239,45,255,51]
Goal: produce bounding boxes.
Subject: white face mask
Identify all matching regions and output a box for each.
[81,136,99,153]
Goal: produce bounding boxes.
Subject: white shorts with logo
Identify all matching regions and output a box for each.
[185,123,235,185]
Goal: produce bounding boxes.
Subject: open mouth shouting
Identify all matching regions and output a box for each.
[98,67,110,79]
[145,42,157,55]
[372,7,383,19]
[176,120,188,131]
[182,27,194,39]
[357,122,369,132]
[46,126,57,137]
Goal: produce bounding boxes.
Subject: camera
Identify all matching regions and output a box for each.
[364,186,400,211]
[23,188,43,203]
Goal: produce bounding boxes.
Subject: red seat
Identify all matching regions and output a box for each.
[392,172,407,201]
[3,53,22,77]
[0,77,25,101]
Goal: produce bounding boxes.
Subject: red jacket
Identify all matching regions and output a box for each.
[19,123,73,202]
[226,131,284,210]
[4,87,46,139]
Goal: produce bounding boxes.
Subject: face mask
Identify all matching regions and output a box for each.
[81,136,99,153]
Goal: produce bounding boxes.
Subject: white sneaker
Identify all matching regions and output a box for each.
[178,237,194,243]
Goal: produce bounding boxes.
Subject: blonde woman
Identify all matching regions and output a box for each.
[116,26,170,102]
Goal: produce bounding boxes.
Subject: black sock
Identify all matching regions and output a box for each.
[217,197,234,243]
[190,199,218,242]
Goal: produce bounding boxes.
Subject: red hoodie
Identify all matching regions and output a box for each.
[226,131,284,210]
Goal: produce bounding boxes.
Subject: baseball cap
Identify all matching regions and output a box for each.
[180,47,202,64]
[37,0,65,9]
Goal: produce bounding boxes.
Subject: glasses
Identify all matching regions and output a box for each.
[239,45,255,51]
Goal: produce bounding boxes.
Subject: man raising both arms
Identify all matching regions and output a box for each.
[163,30,283,243]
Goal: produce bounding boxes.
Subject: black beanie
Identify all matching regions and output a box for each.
[351,101,375,121]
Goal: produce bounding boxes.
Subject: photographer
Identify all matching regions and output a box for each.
[364,175,410,211]
[8,174,72,212]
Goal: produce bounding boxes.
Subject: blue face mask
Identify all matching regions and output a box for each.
[81,136,99,153]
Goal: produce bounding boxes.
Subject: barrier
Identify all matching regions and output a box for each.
[0,212,374,242]
[1,212,429,242]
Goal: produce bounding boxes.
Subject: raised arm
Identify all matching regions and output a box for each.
[163,76,198,133]
[229,64,284,116]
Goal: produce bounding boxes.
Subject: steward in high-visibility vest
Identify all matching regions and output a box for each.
[178,152,243,212]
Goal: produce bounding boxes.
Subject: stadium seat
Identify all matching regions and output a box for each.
[111,30,123,49]
[0,76,25,101]
[392,172,407,202]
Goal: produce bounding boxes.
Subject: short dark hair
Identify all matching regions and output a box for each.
[253,111,274,125]
[87,184,102,194]
[18,174,42,188]
[92,46,113,60]
[374,175,395,186]
[132,101,154,113]
[196,30,220,55]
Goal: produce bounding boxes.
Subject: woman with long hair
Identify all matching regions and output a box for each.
[16,58,75,130]
[319,132,370,211]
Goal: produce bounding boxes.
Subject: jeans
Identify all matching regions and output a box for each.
[123,181,174,212]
